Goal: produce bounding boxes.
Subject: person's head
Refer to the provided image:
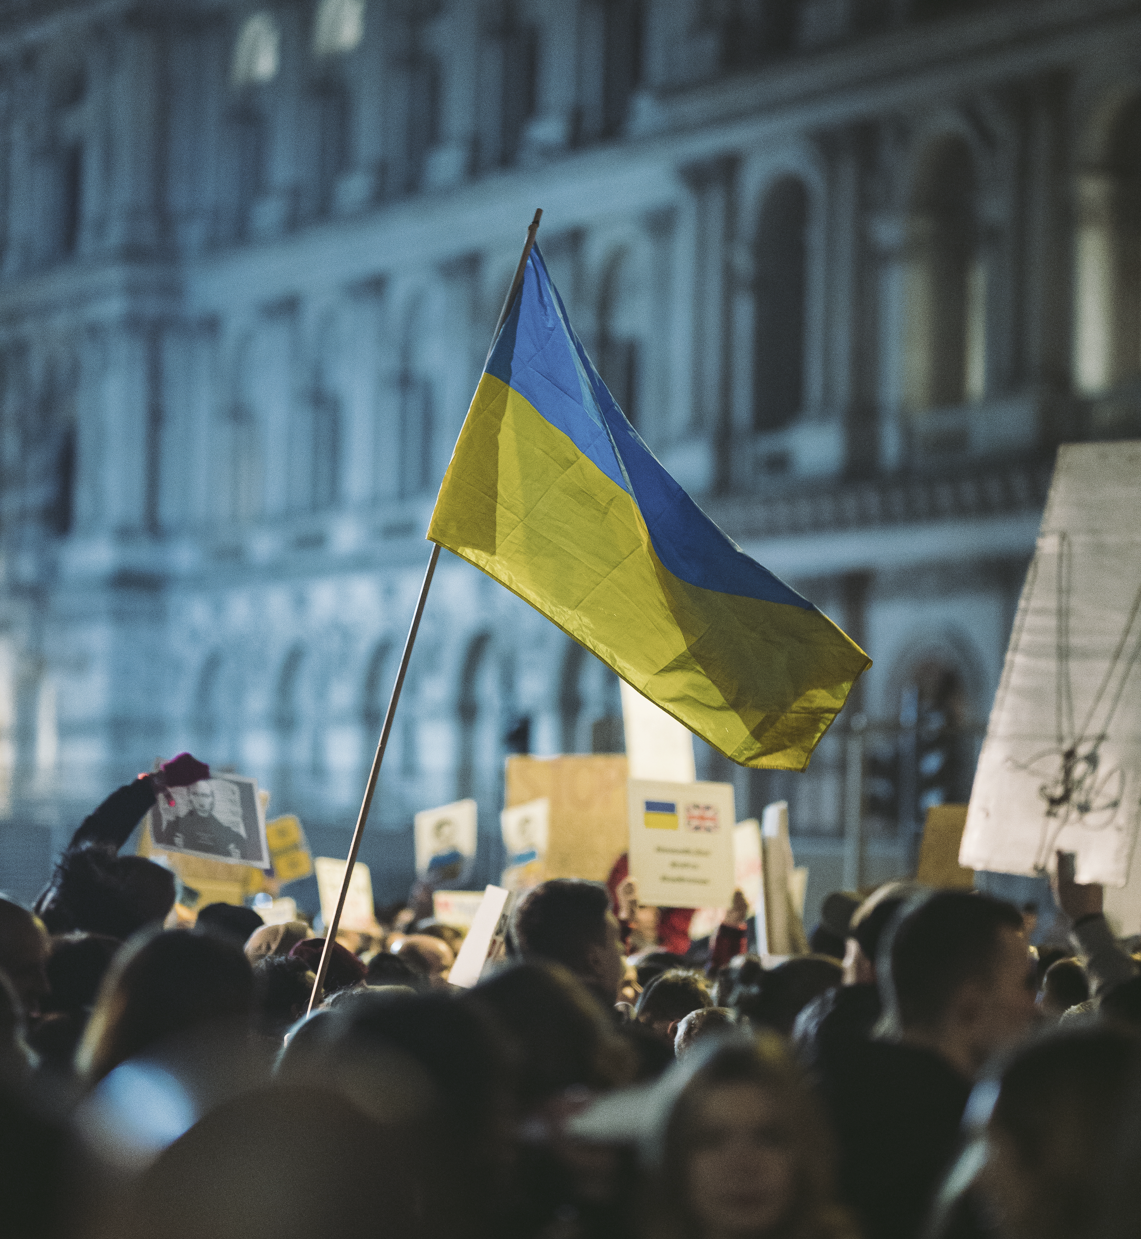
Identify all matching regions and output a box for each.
[35,846,176,940]
[732,957,842,1037]
[971,1027,1141,1239]
[1099,975,1141,1030]
[510,879,625,1002]
[882,890,1034,1077]
[635,951,689,991]
[76,929,254,1083]
[244,920,310,965]
[389,934,454,987]
[412,918,465,959]
[253,955,316,1040]
[287,938,366,997]
[188,781,214,816]
[42,932,120,1013]
[651,1033,853,1239]
[712,954,765,1008]
[674,1007,736,1060]
[467,960,635,1110]
[0,898,49,1016]
[1037,958,1089,1021]
[195,903,264,947]
[637,969,712,1039]
[842,884,909,985]
[365,950,427,990]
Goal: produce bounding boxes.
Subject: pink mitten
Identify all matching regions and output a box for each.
[160,752,211,788]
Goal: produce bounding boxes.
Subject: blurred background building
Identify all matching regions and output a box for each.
[0,0,1135,917]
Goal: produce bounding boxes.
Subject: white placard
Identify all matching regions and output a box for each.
[148,774,269,868]
[961,443,1141,886]
[414,798,478,885]
[627,778,735,908]
[314,857,376,933]
[620,681,697,783]
[500,797,549,889]
[432,890,486,929]
[760,801,808,955]
[448,884,510,988]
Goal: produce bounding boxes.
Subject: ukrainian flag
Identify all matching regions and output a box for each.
[644,801,679,830]
[428,246,870,770]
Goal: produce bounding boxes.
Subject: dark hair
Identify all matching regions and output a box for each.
[39,845,175,941]
[365,951,425,988]
[509,879,611,973]
[77,929,254,1082]
[733,957,842,1037]
[252,955,314,1039]
[636,969,711,1025]
[1100,975,1141,1029]
[635,951,688,990]
[195,903,264,947]
[712,953,765,1007]
[42,932,120,1013]
[884,890,1024,1031]
[466,960,634,1108]
[987,1027,1141,1239]
[1040,958,1089,1014]
[849,892,908,969]
[809,924,846,960]
[653,1033,855,1239]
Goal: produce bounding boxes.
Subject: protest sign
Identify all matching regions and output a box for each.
[253,896,299,925]
[500,797,549,890]
[448,884,511,988]
[314,856,377,934]
[414,799,477,886]
[760,801,809,956]
[432,890,486,928]
[505,755,629,882]
[265,814,313,883]
[627,778,736,908]
[148,773,268,867]
[961,442,1141,886]
[620,681,696,783]
[139,819,270,908]
[917,805,974,889]
[734,818,765,920]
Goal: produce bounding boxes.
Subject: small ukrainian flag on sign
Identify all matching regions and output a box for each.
[644,800,679,830]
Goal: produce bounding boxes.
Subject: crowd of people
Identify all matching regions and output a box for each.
[2,751,1140,1239]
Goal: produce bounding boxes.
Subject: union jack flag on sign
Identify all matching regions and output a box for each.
[685,803,720,833]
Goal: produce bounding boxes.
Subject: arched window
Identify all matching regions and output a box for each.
[50,62,87,259]
[397,299,435,497]
[717,0,797,69]
[1074,98,1141,395]
[457,632,505,806]
[362,640,393,736]
[312,82,351,213]
[313,0,365,55]
[193,651,223,750]
[224,108,267,237]
[597,250,642,428]
[754,177,808,432]
[224,403,262,524]
[903,137,986,411]
[477,2,538,170]
[232,12,280,86]
[600,0,643,138]
[558,642,624,754]
[274,645,305,803]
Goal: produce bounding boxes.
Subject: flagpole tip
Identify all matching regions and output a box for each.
[530,208,543,229]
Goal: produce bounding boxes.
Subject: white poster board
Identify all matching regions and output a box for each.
[500,797,549,889]
[961,443,1141,886]
[432,890,486,929]
[761,800,808,956]
[620,681,697,782]
[314,857,376,933]
[414,798,478,886]
[448,885,510,988]
[627,779,735,908]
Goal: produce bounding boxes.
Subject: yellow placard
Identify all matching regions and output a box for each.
[266,815,304,852]
[273,846,314,882]
[917,804,974,889]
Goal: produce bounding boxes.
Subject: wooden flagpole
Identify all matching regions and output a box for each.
[307,208,543,1012]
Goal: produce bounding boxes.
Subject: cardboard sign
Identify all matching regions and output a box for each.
[500,798,549,890]
[917,805,974,889]
[139,820,271,907]
[448,885,511,988]
[627,778,736,908]
[265,815,314,883]
[505,755,629,882]
[414,799,478,886]
[432,890,486,928]
[734,818,765,919]
[314,857,377,933]
[760,801,808,956]
[962,443,1141,886]
[620,681,696,783]
[253,896,299,925]
[148,774,269,868]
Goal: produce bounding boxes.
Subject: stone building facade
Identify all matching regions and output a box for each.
[0,0,1138,912]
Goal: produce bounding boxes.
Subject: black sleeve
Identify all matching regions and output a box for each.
[68,776,159,853]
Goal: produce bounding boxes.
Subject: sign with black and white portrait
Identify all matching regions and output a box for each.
[148,774,269,868]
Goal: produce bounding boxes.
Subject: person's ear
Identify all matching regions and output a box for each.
[666,1018,681,1039]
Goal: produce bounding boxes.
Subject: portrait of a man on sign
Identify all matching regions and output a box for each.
[414,798,477,888]
[150,775,269,867]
